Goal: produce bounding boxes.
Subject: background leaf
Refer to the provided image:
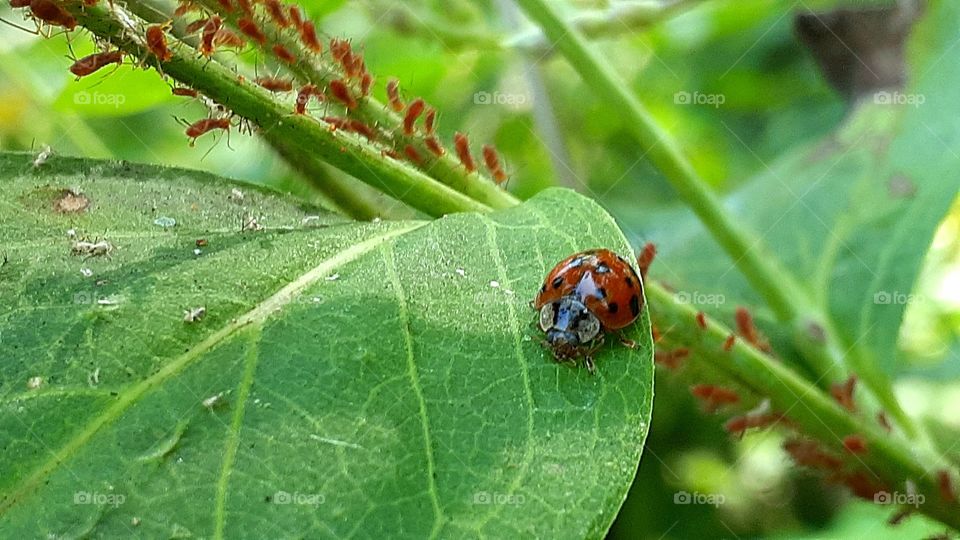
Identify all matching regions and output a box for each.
[625,0,960,378]
[0,153,653,538]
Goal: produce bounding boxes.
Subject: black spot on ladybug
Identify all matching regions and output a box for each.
[551,276,564,289]
[598,287,607,299]
[608,302,619,314]
[596,263,611,274]
[629,294,640,316]
[625,276,634,287]
[540,283,546,293]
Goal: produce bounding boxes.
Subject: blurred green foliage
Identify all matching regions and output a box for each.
[1,0,957,537]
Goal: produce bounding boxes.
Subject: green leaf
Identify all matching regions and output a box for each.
[627,0,960,379]
[0,153,652,538]
[52,66,173,118]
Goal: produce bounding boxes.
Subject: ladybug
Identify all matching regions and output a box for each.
[534,249,645,373]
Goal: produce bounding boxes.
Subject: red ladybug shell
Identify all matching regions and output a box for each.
[535,249,644,330]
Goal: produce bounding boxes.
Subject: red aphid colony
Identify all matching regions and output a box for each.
[842,434,868,454]
[237,17,266,45]
[830,375,857,413]
[272,44,297,64]
[255,77,293,92]
[328,79,357,109]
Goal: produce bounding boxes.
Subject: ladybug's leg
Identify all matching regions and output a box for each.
[617,332,637,349]
[584,356,596,375]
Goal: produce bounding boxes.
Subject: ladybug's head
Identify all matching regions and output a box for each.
[538,296,601,359]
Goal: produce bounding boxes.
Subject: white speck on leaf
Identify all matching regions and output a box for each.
[193,248,202,256]
[203,392,224,409]
[88,368,100,386]
[27,376,43,389]
[80,268,93,277]
[326,274,340,281]
[66,228,76,238]
[489,280,500,288]
[184,306,206,323]
[153,216,177,228]
[455,268,465,277]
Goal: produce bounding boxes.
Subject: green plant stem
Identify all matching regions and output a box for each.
[180,0,521,211]
[647,282,960,531]
[513,0,917,436]
[506,0,706,55]
[64,1,488,218]
[266,136,384,220]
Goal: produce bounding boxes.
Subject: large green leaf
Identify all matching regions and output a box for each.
[624,0,960,377]
[0,153,652,538]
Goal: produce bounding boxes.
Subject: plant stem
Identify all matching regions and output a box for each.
[182,0,521,211]
[64,0,489,218]
[647,282,960,531]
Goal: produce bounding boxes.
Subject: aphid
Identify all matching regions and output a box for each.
[184,117,231,146]
[724,412,787,437]
[347,119,377,141]
[783,439,842,471]
[146,24,173,62]
[185,18,209,34]
[424,135,445,157]
[184,306,206,323]
[830,375,857,413]
[482,144,508,185]
[195,239,208,247]
[29,0,77,30]
[653,347,688,371]
[172,87,198,98]
[31,145,53,168]
[402,98,425,135]
[735,307,771,353]
[535,249,645,373]
[235,0,252,16]
[329,38,350,62]
[722,334,735,351]
[381,148,401,160]
[877,411,892,433]
[72,240,113,258]
[938,470,956,503]
[215,0,234,12]
[386,79,404,112]
[453,132,476,172]
[237,17,266,45]
[299,20,322,53]
[288,5,303,28]
[328,79,357,109]
[202,391,224,408]
[842,434,867,454]
[174,0,197,17]
[360,72,373,97]
[887,508,912,526]
[637,242,656,280]
[272,44,296,64]
[695,311,707,329]
[200,16,222,57]
[294,84,319,114]
[404,144,423,166]
[255,77,293,92]
[690,384,740,413]
[263,0,290,27]
[214,29,246,49]
[838,471,886,501]
[69,50,123,78]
